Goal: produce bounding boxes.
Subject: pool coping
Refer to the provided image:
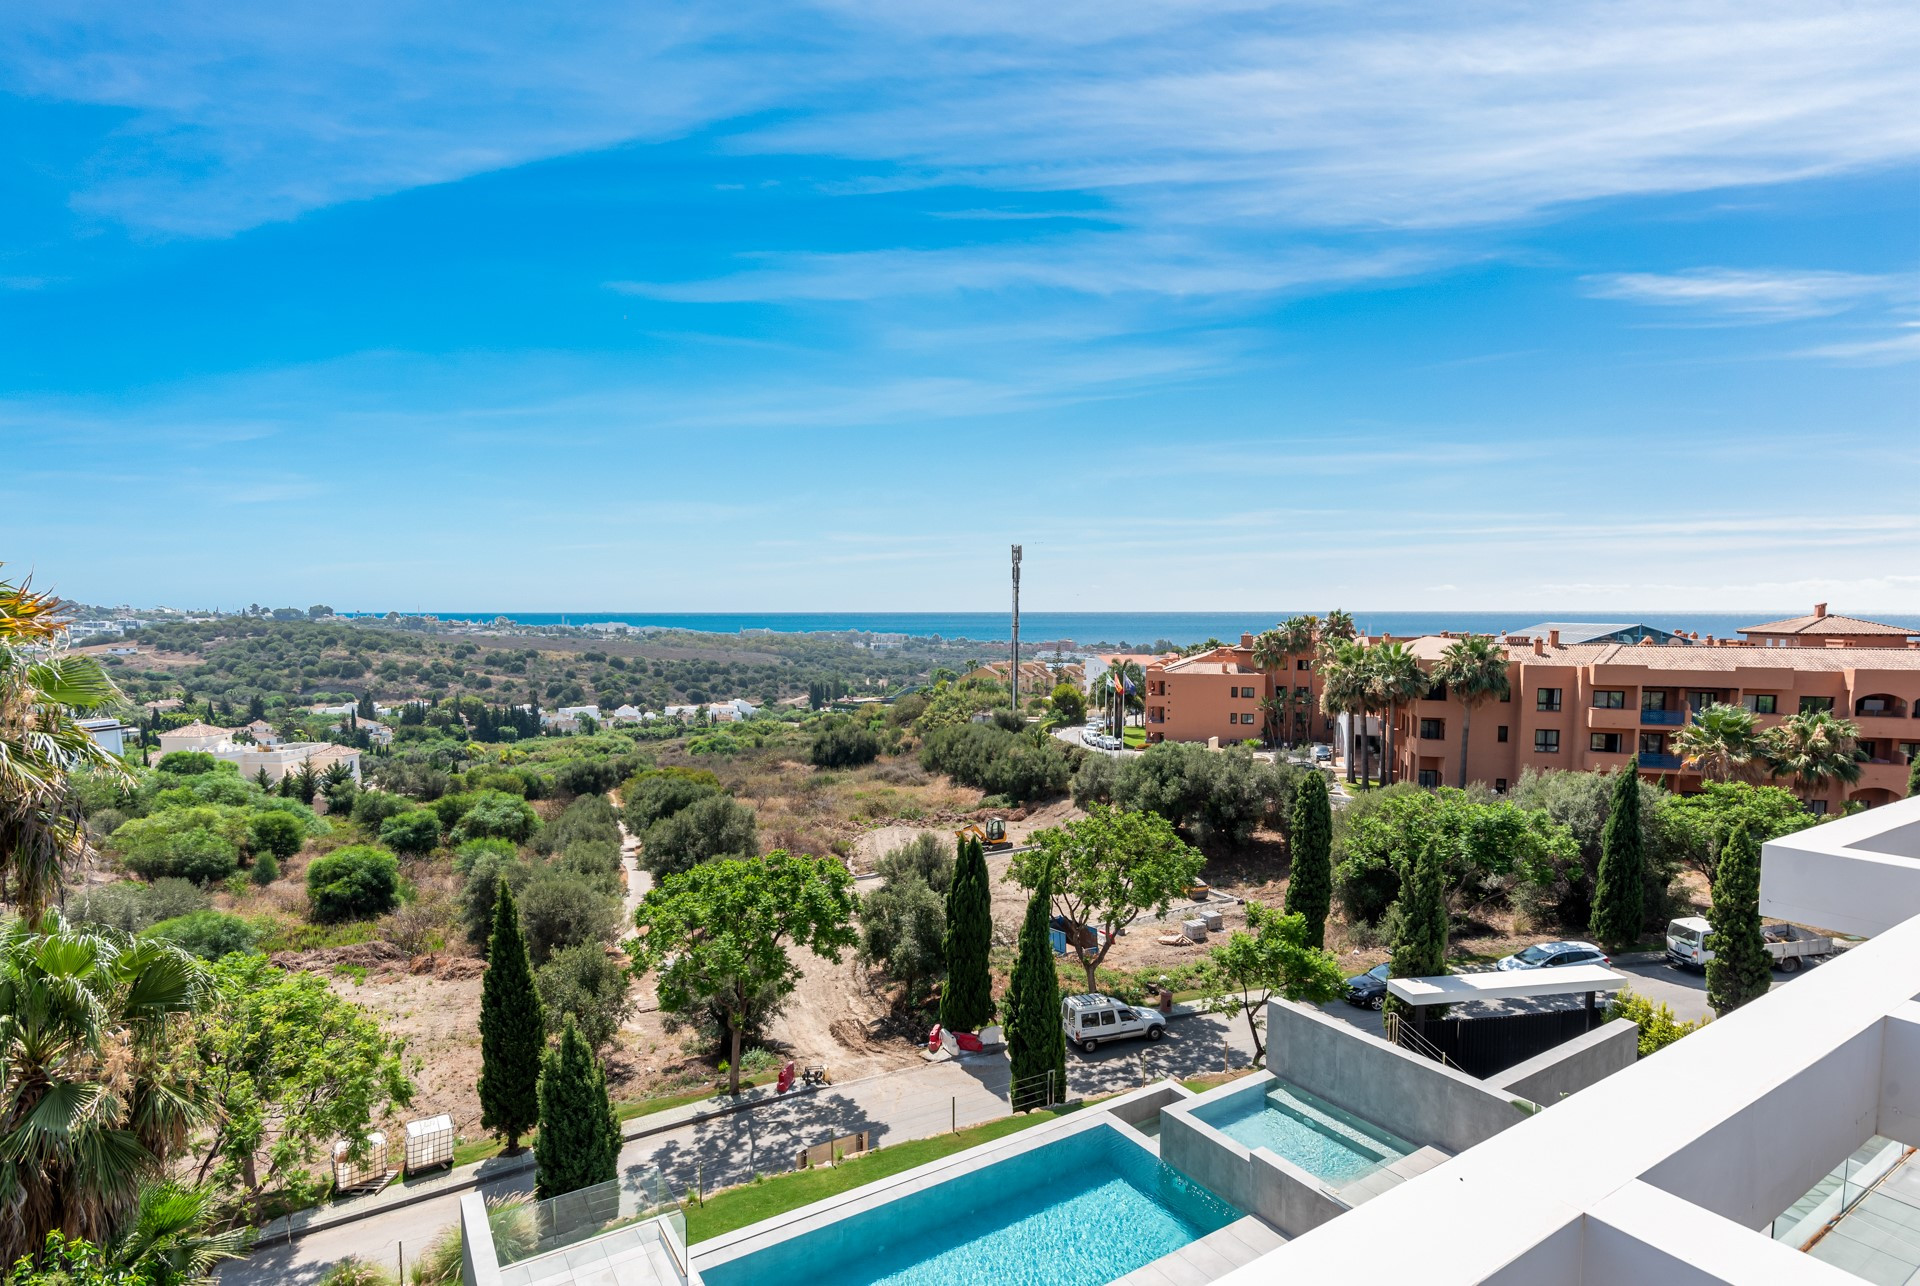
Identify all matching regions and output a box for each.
[691,1082,1219,1278]
[1194,1075,1417,1188]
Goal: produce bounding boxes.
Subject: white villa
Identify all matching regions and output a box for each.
[155,721,361,784]
[663,698,760,723]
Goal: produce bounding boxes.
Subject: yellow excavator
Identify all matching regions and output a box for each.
[955,817,1013,852]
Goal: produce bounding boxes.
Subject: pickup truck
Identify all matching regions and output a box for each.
[1665,916,1836,973]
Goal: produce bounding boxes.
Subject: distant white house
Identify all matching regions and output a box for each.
[77,717,138,757]
[608,704,645,725]
[155,721,361,783]
[104,644,139,656]
[663,698,760,723]
[238,718,280,747]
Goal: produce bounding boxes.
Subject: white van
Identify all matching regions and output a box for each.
[1061,993,1166,1053]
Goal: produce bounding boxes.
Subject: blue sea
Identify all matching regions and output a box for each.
[348,609,1920,649]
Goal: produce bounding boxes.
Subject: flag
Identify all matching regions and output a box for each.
[1122,676,1136,694]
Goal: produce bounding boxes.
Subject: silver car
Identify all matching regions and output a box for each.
[1495,940,1610,971]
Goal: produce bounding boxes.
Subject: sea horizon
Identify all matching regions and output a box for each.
[336,609,1920,649]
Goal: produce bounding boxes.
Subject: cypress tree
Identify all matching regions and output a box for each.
[1384,835,1448,1018]
[1706,823,1773,1015]
[1590,763,1646,950]
[1284,772,1334,949]
[939,837,995,1031]
[535,1017,621,1199]
[479,884,545,1151]
[1005,867,1066,1111]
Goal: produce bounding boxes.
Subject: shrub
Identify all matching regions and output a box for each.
[318,1258,396,1286]
[620,769,721,831]
[451,791,540,845]
[459,850,531,948]
[350,790,414,827]
[379,808,442,856]
[517,868,622,964]
[250,850,281,886]
[555,838,624,898]
[919,724,1069,805]
[155,750,218,775]
[535,942,637,1050]
[640,794,757,877]
[68,877,210,934]
[306,845,401,922]
[112,806,249,882]
[249,809,307,860]
[875,833,954,893]
[811,720,881,769]
[1607,988,1703,1057]
[143,909,262,959]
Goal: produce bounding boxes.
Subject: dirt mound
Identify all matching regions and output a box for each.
[829,1016,883,1054]
[270,941,409,973]
[410,954,487,980]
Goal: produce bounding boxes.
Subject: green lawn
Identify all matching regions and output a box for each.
[685,1106,1078,1244]
[1122,726,1147,748]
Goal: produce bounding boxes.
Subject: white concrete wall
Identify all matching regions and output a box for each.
[1761,797,1920,938]
[1485,1018,1640,1106]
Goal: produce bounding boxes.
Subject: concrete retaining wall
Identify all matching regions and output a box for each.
[1160,1074,1349,1239]
[1486,1017,1639,1106]
[1100,1080,1193,1131]
[1263,1000,1530,1153]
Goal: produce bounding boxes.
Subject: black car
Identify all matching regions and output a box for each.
[1345,962,1389,1009]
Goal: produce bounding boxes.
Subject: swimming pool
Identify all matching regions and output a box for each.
[1193,1080,1414,1187]
[698,1123,1241,1286]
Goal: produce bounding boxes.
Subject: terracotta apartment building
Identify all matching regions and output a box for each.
[1143,607,1920,813]
[1142,633,1330,746]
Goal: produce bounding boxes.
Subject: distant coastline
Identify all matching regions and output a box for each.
[337,610,1920,648]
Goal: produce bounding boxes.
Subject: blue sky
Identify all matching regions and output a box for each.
[3,1,1917,614]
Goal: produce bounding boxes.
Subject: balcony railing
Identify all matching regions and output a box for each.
[1638,752,1683,771]
[1640,709,1684,726]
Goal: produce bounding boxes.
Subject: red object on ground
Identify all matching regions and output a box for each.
[777,1061,796,1093]
[928,1025,943,1053]
[955,1031,985,1053]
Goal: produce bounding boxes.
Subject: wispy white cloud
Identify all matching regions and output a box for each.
[1796,322,1920,364]
[8,1,1918,240]
[1582,268,1903,321]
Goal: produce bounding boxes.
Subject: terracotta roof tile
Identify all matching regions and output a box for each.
[1739,612,1915,637]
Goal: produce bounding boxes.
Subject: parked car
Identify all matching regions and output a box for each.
[1495,940,1611,971]
[1311,745,1333,763]
[1061,993,1166,1053]
[1345,962,1390,1009]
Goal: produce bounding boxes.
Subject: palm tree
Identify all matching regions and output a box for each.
[1278,615,1320,746]
[1369,642,1429,787]
[1249,630,1287,748]
[108,1181,251,1285]
[0,570,130,918]
[1318,640,1369,785]
[1761,710,1864,804]
[0,915,212,1265]
[1432,634,1511,788]
[1675,702,1763,784]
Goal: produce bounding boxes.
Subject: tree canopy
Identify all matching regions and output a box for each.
[1012,805,1205,992]
[1202,902,1346,1064]
[627,850,856,1096]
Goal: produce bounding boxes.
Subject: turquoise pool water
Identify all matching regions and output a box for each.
[1195,1080,1415,1187]
[698,1124,1240,1286]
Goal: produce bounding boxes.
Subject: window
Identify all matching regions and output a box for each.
[1744,694,1777,714]
[1799,696,1835,715]
[1536,688,1562,712]
[1899,742,1920,764]
[1807,800,1829,816]
[1688,691,1720,712]
[1296,658,1311,670]
[1295,685,1311,699]
[1641,690,1668,711]
[1534,729,1560,753]
[1497,725,1509,743]
[1417,769,1440,787]
[1427,681,1449,702]
[1590,732,1622,753]
[1494,778,1509,793]
[1592,690,1626,709]
[1419,718,1445,740]
[1639,733,1666,757]
[1858,697,1894,715]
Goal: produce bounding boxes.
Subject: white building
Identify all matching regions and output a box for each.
[609,705,646,725]
[663,698,760,723]
[155,721,361,784]
[77,717,137,757]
